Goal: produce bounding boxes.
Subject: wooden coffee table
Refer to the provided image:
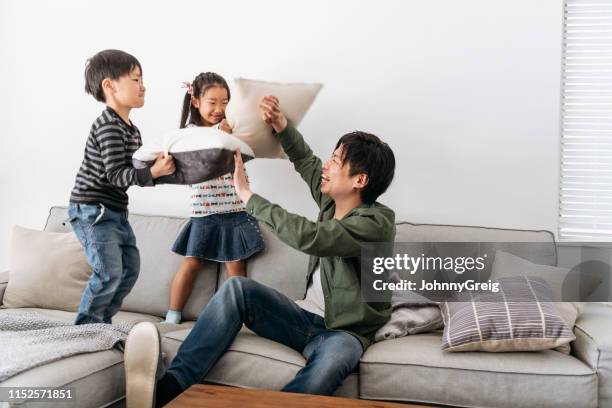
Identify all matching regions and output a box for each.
[166,384,429,407]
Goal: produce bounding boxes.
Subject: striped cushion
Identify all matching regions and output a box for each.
[440,277,575,352]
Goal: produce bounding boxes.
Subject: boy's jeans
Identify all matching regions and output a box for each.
[67,203,140,325]
[166,276,364,395]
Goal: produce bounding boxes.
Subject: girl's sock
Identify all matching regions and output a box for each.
[162,310,182,324]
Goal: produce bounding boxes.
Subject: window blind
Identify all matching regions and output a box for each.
[560,0,612,240]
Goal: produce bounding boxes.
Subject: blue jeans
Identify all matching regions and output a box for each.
[68,203,140,325]
[166,276,364,395]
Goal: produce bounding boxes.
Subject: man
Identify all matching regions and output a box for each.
[124,96,396,408]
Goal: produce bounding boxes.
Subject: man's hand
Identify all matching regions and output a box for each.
[219,119,232,134]
[233,149,253,204]
[150,153,175,179]
[259,95,287,133]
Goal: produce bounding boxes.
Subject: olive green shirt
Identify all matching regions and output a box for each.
[245,125,395,350]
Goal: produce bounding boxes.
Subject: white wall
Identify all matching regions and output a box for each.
[0,0,563,271]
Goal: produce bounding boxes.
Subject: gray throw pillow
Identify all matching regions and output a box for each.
[490,250,584,354]
[440,276,575,352]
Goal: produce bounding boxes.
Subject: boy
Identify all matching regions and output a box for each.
[124,96,396,407]
[68,49,175,325]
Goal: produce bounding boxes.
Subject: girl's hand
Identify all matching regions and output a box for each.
[233,149,253,204]
[219,119,232,134]
[259,95,287,133]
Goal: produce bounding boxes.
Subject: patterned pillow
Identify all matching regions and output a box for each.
[440,276,575,352]
[490,250,584,354]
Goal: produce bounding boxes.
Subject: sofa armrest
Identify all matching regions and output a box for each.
[573,303,612,406]
[0,270,8,306]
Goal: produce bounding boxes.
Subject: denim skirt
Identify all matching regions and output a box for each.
[171,211,265,262]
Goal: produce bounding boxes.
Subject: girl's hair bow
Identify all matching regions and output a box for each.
[181,81,193,95]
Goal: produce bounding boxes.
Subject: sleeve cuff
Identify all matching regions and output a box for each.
[135,166,154,187]
[245,193,269,217]
[276,123,295,139]
[276,124,301,153]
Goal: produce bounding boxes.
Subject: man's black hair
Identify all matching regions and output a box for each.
[84,49,142,102]
[335,131,395,204]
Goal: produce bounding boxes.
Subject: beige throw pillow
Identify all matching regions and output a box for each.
[224,78,323,158]
[3,226,91,311]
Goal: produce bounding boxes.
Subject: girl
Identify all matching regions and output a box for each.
[163,72,265,324]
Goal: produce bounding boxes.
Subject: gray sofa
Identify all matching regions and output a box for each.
[1,206,611,408]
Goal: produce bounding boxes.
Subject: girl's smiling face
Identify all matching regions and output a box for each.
[192,85,229,126]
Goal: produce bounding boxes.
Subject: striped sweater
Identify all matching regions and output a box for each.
[70,107,153,211]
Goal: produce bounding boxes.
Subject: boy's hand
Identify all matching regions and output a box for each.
[232,149,253,204]
[219,119,232,134]
[150,153,175,179]
[259,96,287,133]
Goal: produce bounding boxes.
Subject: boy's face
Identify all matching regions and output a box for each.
[108,66,145,108]
[192,86,229,126]
[321,144,366,201]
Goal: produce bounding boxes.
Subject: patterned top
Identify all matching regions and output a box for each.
[190,172,247,217]
[187,124,247,217]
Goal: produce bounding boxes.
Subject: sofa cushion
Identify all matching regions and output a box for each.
[43,207,218,320]
[360,333,597,408]
[0,309,145,407]
[3,226,91,311]
[0,307,162,325]
[162,326,358,398]
[0,308,194,406]
[573,303,612,408]
[0,347,125,407]
[0,306,195,341]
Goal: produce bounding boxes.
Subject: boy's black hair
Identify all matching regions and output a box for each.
[84,49,142,103]
[335,131,395,204]
[180,72,231,128]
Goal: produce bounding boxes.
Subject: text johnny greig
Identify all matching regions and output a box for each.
[371,253,501,293]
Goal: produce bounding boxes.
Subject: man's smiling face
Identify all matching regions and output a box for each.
[321,144,364,200]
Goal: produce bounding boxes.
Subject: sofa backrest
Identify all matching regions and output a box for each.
[217,224,310,300]
[44,208,557,320]
[395,222,557,266]
[219,221,557,300]
[44,207,218,320]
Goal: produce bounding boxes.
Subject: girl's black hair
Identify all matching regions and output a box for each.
[180,72,231,128]
[84,49,142,103]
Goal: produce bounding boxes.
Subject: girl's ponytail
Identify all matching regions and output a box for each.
[179,92,192,129]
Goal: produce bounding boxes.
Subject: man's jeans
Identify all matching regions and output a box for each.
[166,276,364,395]
[67,203,140,325]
